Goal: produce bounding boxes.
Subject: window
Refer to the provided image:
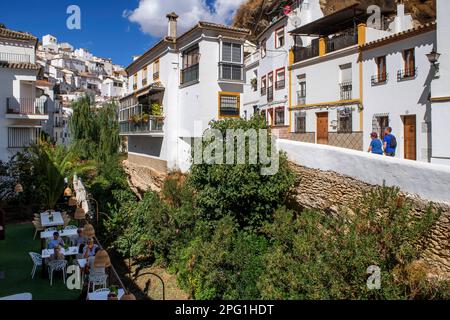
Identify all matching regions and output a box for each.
[8,127,41,148]
[372,56,387,85]
[373,115,389,140]
[400,48,416,79]
[133,74,137,90]
[339,64,352,100]
[295,111,306,133]
[220,42,243,81]
[274,107,285,126]
[181,45,200,85]
[267,72,274,102]
[261,39,267,58]
[142,66,148,86]
[261,76,267,96]
[219,92,240,117]
[153,59,160,80]
[337,108,353,133]
[275,27,285,49]
[298,81,306,105]
[275,68,285,90]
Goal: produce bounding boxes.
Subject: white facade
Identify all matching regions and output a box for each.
[430,0,450,166]
[0,27,48,162]
[120,18,249,173]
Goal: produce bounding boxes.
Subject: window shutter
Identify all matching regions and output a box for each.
[232,44,241,63]
[222,43,232,62]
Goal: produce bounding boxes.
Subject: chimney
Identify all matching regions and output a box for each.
[166,12,179,39]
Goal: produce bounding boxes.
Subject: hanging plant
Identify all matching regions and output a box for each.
[151,103,163,117]
[141,113,150,123]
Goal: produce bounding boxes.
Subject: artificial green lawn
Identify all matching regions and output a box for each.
[0,223,81,300]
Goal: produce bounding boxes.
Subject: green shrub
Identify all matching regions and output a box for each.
[174,216,268,300]
[257,187,445,300]
[188,116,295,229]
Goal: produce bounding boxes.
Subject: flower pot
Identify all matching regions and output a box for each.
[107,293,118,300]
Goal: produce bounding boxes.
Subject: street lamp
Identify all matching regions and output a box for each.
[426,50,441,74]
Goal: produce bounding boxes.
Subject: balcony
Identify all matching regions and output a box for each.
[6,98,48,119]
[0,52,32,63]
[267,87,274,102]
[297,92,306,106]
[326,29,358,53]
[119,116,164,136]
[293,44,319,63]
[181,64,199,85]
[261,87,267,96]
[218,62,244,82]
[275,79,285,90]
[397,67,418,81]
[339,82,352,101]
[153,72,159,81]
[371,73,388,86]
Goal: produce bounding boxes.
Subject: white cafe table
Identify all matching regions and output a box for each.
[40,228,79,239]
[42,246,79,259]
[40,211,64,228]
[87,289,125,301]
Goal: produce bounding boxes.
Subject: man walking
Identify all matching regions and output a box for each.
[383,127,397,157]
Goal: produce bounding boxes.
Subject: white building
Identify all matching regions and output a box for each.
[0,26,49,162]
[430,0,450,166]
[119,13,250,172]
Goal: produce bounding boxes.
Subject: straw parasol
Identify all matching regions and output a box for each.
[74,206,86,220]
[93,249,111,268]
[83,223,95,238]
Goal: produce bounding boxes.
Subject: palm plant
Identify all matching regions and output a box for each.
[30,142,95,210]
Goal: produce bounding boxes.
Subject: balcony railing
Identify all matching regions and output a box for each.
[120,116,164,135]
[261,86,267,96]
[0,52,32,63]
[326,29,358,53]
[6,98,48,115]
[397,67,418,81]
[181,64,199,85]
[297,92,306,105]
[142,78,148,86]
[267,86,274,102]
[275,79,285,90]
[218,62,244,81]
[293,44,319,63]
[339,82,352,101]
[371,73,388,86]
[153,72,159,81]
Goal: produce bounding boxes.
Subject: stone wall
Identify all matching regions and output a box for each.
[289,163,450,278]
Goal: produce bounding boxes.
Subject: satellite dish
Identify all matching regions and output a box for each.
[289,16,301,28]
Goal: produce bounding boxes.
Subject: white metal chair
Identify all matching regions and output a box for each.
[28,252,42,279]
[88,273,108,292]
[32,221,44,240]
[47,260,67,286]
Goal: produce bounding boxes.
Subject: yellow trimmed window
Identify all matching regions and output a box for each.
[133,74,137,90]
[142,66,148,86]
[219,92,240,118]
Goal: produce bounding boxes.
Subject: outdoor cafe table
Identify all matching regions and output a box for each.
[41,246,79,259]
[40,228,79,240]
[87,288,125,300]
[40,211,64,228]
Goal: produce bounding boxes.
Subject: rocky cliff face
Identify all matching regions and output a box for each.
[233,0,436,40]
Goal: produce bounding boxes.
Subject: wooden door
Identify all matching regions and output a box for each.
[404,115,416,160]
[316,112,328,145]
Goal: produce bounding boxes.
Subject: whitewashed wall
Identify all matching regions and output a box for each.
[277,139,450,203]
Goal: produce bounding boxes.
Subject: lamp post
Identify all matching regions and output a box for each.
[426,50,441,75]
[86,196,99,230]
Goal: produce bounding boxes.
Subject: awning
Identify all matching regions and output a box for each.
[290,2,394,37]
[136,82,165,98]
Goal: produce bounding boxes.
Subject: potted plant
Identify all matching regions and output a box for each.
[141,113,150,123]
[151,103,163,117]
[250,78,258,91]
[131,114,140,124]
[108,285,119,300]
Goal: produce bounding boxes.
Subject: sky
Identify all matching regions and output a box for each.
[0,0,245,67]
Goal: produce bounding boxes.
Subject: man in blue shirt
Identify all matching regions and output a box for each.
[383,127,397,157]
[48,232,65,249]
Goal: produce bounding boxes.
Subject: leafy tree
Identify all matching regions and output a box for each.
[188,116,295,229]
[69,96,98,160]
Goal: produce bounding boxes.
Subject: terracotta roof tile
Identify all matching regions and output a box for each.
[0,27,37,41]
[361,22,436,50]
[0,61,40,70]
